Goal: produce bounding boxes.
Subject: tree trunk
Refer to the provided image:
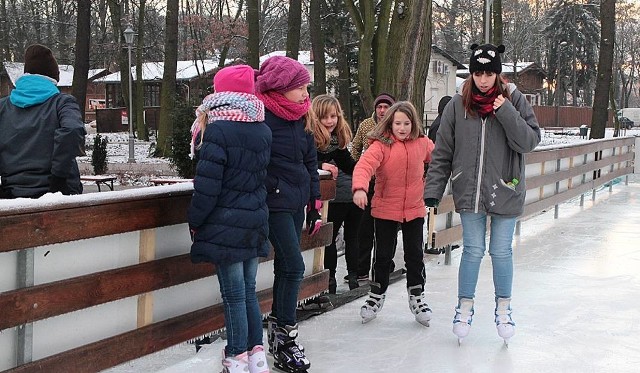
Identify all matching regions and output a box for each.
[590,0,615,139]
[309,0,325,95]
[385,0,432,118]
[156,0,179,156]
[285,0,302,60]
[492,0,503,46]
[344,0,375,114]
[0,0,8,62]
[246,0,260,68]
[71,0,91,122]
[107,0,128,108]
[136,0,148,141]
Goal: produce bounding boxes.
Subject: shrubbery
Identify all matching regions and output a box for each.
[168,100,196,178]
[91,134,108,175]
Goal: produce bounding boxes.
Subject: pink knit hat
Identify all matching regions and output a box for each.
[255,56,311,94]
[213,65,255,94]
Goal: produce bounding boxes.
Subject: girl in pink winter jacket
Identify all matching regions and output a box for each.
[352,101,435,325]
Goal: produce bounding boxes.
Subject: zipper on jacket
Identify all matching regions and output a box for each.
[403,141,408,221]
[474,117,487,213]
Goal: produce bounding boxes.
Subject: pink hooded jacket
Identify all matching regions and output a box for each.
[352,134,434,222]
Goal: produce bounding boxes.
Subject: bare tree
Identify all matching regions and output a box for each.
[247,0,260,68]
[71,0,91,121]
[590,0,615,139]
[309,0,325,95]
[156,0,179,156]
[285,0,302,59]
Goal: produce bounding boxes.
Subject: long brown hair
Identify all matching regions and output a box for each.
[368,101,423,143]
[462,73,511,117]
[311,95,352,150]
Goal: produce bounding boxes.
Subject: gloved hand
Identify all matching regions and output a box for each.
[49,175,70,195]
[306,199,322,236]
[189,226,197,242]
[425,198,440,208]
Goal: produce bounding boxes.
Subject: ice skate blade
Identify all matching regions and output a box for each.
[457,338,463,346]
[361,316,376,324]
[273,363,309,373]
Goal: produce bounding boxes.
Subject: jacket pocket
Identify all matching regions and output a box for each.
[488,178,524,215]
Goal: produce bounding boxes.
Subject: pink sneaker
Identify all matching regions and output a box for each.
[248,345,270,373]
[221,350,249,373]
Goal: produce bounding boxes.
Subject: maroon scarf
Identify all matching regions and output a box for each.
[471,86,498,118]
[256,90,311,121]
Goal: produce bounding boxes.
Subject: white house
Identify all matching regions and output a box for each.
[424,45,465,125]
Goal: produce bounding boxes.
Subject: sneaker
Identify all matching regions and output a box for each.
[407,285,432,326]
[495,298,515,343]
[221,350,249,373]
[453,298,474,344]
[360,292,385,323]
[248,345,270,373]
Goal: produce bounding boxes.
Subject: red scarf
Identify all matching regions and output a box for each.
[471,86,498,118]
[256,90,310,121]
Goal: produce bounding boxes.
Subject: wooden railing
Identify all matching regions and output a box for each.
[427,136,638,264]
[0,177,336,372]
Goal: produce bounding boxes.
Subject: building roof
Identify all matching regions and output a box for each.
[94,59,220,83]
[431,45,466,69]
[259,51,335,66]
[3,62,107,87]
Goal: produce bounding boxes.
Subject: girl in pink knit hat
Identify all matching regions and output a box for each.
[254,55,319,373]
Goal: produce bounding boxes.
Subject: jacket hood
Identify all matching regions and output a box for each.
[10,74,60,108]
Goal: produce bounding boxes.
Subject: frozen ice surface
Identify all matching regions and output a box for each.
[103,174,640,373]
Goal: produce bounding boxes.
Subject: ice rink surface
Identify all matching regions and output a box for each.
[105,175,640,373]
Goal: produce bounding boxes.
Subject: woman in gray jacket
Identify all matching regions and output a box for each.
[425,44,540,345]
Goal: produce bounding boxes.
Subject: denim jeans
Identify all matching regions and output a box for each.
[269,208,305,326]
[458,212,516,299]
[217,257,263,356]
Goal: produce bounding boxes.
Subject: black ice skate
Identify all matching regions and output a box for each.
[272,324,310,373]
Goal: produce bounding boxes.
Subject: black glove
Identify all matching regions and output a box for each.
[49,175,70,195]
[425,198,440,208]
[306,199,322,236]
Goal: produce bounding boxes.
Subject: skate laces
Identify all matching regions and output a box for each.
[363,292,384,310]
[409,292,432,314]
[453,302,474,325]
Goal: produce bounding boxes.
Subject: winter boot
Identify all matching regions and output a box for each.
[328,275,337,294]
[221,350,249,373]
[360,289,386,324]
[247,345,270,373]
[495,298,516,345]
[407,285,433,327]
[346,271,359,290]
[453,298,474,345]
[272,324,310,372]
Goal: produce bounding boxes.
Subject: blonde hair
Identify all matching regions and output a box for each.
[368,101,423,141]
[311,95,352,150]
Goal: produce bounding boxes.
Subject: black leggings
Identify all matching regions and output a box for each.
[371,217,425,294]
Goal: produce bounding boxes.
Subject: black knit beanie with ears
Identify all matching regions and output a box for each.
[469,43,505,74]
[24,44,60,82]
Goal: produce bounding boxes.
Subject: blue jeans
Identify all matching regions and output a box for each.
[269,208,305,326]
[458,212,516,299]
[217,257,263,356]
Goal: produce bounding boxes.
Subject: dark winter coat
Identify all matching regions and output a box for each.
[425,83,541,217]
[0,75,85,198]
[188,119,272,265]
[264,110,320,211]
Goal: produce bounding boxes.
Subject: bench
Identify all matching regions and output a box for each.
[81,175,117,192]
[150,178,193,186]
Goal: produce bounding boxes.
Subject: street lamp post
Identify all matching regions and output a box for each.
[124,26,135,163]
[555,41,568,127]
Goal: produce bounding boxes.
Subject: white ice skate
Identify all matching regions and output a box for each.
[248,345,270,373]
[407,285,432,327]
[495,298,515,346]
[452,298,474,345]
[221,350,249,373]
[360,292,385,323]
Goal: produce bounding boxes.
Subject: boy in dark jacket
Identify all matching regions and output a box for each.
[0,44,86,199]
